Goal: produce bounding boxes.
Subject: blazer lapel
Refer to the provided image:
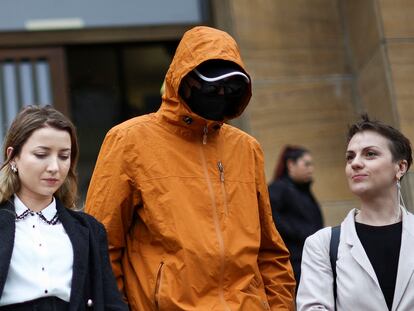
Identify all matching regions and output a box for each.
[343,210,380,286]
[392,210,414,311]
[0,201,16,296]
[57,202,89,311]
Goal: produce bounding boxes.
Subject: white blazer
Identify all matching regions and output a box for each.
[297,208,414,311]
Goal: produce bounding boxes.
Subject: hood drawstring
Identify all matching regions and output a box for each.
[203,125,208,145]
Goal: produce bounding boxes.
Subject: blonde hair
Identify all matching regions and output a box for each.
[0,105,79,209]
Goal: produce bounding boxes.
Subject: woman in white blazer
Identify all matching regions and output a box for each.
[297,114,413,311]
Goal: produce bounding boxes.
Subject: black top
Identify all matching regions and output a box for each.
[355,221,402,311]
[268,176,323,283]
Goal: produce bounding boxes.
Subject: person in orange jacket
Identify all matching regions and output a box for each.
[85,26,295,311]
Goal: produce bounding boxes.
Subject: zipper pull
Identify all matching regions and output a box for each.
[203,125,208,144]
[217,161,224,182]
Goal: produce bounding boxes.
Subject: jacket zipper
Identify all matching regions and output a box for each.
[154,262,164,310]
[203,125,208,145]
[199,143,230,311]
[262,300,270,310]
[249,278,270,310]
[217,161,228,217]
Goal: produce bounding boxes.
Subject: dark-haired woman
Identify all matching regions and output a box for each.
[297,115,413,310]
[0,105,127,310]
[268,145,324,287]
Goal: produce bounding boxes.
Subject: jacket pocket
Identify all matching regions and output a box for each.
[247,276,270,310]
[154,262,165,310]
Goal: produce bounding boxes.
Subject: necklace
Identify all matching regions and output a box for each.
[16,208,60,225]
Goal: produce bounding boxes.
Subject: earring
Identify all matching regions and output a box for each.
[397,178,406,210]
[10,163,18,174]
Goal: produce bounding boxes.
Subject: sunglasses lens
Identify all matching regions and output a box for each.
[198,78,247,97]
[200,84,221,95]
[225,84,245,96]
[224,79,247,97]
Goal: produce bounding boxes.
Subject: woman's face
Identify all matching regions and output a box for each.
[288,152,314,183]
[11,126,71,203]
[345,130,403,199]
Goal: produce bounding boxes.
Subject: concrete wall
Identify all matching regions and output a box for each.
[343,0,414,209]
[212,0,414,225]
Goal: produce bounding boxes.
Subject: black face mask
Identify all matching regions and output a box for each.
[183,77,247,121]
[186,87,227,121]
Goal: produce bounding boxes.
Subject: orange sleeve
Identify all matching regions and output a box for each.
[85,127,141,299]
[253,141,296,310]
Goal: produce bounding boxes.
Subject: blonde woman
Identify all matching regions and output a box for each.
[0,106,126,310]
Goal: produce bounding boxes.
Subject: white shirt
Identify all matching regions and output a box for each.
[0,196,73,305]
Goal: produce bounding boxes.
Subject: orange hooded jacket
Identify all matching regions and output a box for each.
[85,26,295,311]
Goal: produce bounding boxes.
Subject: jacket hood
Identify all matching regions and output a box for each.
[162,26,252,123]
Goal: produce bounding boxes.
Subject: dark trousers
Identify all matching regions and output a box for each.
[0,297,69,311]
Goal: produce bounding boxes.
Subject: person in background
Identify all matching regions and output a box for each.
[297,115,413,310]
[268,145,324,286]
[85,26,295,310]
[0,105,127,310]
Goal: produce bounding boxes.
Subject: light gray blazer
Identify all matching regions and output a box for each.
[297,208,414,311]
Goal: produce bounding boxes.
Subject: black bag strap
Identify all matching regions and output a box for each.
[330,225,341,310]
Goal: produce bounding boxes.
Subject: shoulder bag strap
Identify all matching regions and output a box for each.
[330,225,341,310]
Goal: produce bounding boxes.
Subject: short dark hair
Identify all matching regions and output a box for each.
[347,114,412,171]
[273,145,310,180]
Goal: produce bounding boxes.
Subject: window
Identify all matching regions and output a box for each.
[0,48,69,149]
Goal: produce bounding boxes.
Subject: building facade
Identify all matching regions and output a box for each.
[1,0,413,224]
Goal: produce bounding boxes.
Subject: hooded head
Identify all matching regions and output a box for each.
[163,26,252,122]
